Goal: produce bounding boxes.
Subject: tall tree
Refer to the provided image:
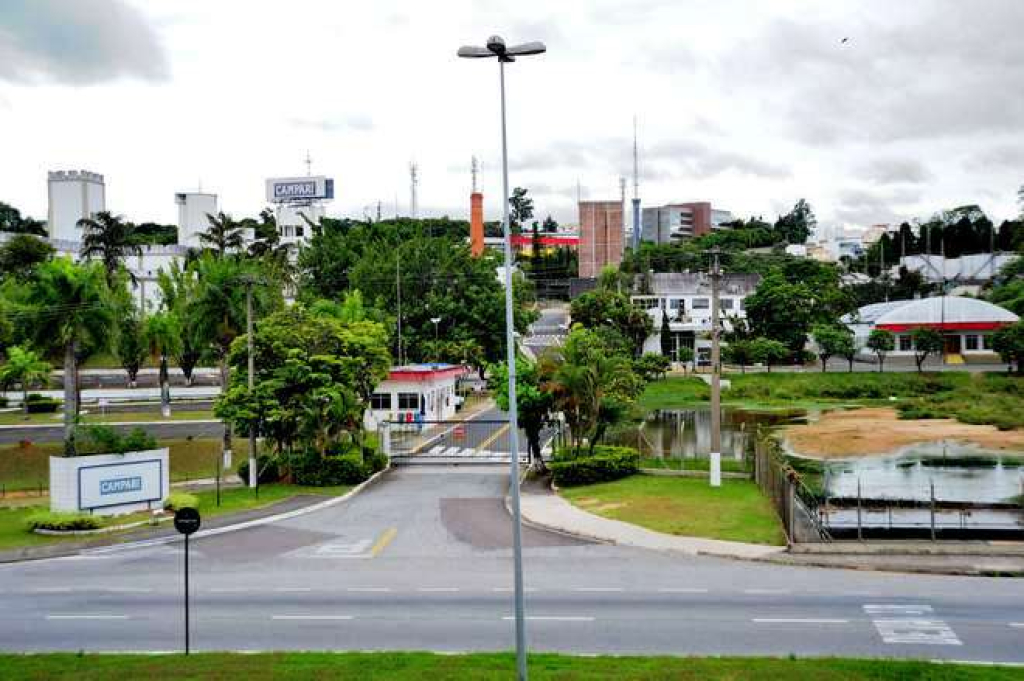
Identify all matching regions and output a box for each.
[542,215,558,233]
[144,311,182,416]
[774,199,816,244]
[0,234,54,282]
[193,255,282,461]
[0,345,51,418]
[156,261,204,386]
[19,259,114,454]
[508,187,534,235]
[77,211,142,285]
[911,327,943,372]
[115,305,148,388]
[659,311,672,358]
[200,212,246,258]
[490,358,554,470]
[0,201,46,235]
[813,325,853,373]
[993,321,1024,375]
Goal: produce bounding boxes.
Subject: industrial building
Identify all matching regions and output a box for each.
[46,170,106,242]
[578,200,624,278]
[631,272,761,365]
[265,175,333,246]
[175,192,218,248]
[844,297,1019,363]
[641,202,734,244]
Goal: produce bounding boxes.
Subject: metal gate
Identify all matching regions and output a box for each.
[381,419,528,465]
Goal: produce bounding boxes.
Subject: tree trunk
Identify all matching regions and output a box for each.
[878,355,884,373]
[160,355,171,417]
[63,341,77,456]
[220,355,232,466]
[821,357,827,372]
[848,358,854,373]
[22,387,29,419]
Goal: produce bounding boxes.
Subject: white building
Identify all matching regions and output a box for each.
[894,253,1016,285]
[363,364,470,430]
[175,192,218,248]
[266,176,334,247]
[843,296,1018,362]
[631,273,761,364]
[47,170,105,242]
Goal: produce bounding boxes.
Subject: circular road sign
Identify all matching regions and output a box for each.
[174,507,201,536]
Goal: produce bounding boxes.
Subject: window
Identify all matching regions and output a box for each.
[692,298,710,310]
[739,298,746,310]
[668,299,681,310]
[296,226,304,238]
[633,297,660,310]
[370,393,391,409]
[398,393,419,409]
[964,335,979,351]
[721,298,734,310]
[898,334,912,352]
[982,334,993,350]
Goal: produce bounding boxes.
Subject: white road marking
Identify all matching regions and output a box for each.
[46,614,128,620]
[1010,623,1024,628]
[744,589,790,595]
[417,587,460,592]
[208,587,250,593]
[274,587,312,593]
[864,604,961,646]
[657,588,709,594]
[347,587,391,593]
[574,587,623,593]
[502,616,594,622]
[33,587,73,593]
[271,615,354,621]
[752,618,850,624]
[103,587,154,593]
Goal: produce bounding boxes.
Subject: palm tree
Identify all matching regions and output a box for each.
[22,259,114,454]
[144,311,182,417]
[192,254,280,462]
[200,212,245,258]
[0,345,51,418]
[78,211,142,285]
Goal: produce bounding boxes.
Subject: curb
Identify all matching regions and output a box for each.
[2,466,393,563]
[83,464,394,555]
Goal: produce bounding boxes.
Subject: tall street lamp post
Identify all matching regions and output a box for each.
[458,34,545,681]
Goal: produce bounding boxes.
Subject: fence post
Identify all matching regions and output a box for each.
[785,477,795,541]
[856,478,863,542]
[381,423,391,457]
[930,480,936,542]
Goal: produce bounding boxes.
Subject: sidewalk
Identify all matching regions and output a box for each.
[518,481,785,561]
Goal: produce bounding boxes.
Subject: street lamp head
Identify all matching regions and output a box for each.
[458,36,546,62]
[486,35,507,55]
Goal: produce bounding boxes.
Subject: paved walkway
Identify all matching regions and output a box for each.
[519,484,785,560]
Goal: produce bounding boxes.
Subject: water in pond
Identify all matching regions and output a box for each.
[611,408,806,462]
[820,441,1024,505]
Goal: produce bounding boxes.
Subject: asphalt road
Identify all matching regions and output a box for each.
[2,465,1023,662]
[0,420,224,445]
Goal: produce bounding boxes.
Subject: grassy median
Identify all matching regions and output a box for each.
[561,475,786,545]
[0,409,215,426]
[0,653,1020,680]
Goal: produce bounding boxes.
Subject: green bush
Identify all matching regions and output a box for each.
[550,445,640,487]
[290,449,382,486]
[25,511,102,532]
[237,455,282,485]
[163,492,199,512]
[78,425,158,455]
[25,394,60,413]
[0,395,8,408]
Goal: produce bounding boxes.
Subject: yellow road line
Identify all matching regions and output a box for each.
[475,423,510,454]
[369,527,398,558]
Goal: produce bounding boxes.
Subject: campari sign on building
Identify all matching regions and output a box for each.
[266,176,335,203]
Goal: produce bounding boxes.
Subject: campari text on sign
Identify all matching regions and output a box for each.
[265,176,334,203]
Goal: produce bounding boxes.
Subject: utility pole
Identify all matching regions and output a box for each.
[242,275,259,491]
[708,247,722,488]
[396,251,403,365]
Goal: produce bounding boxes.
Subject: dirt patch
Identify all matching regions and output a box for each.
[781,407,1024,458]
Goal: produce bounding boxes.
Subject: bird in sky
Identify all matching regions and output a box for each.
[841,37,850,44]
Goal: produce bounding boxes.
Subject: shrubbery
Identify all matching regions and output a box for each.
[25,393,59,413]
[164,493,199,511]
[290,448,388,487]
[549,445,640,487]
[25,511,102,531]
[78,426,158,455]
[237,455,282,485]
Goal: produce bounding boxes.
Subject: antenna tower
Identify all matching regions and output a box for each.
[409,162,419,219]
[471,156,479,193]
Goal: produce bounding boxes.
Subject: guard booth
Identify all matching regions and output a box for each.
[363,364,470,431]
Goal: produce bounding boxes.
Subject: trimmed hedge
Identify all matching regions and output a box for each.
[163,492,199,512]
[25,511,102,531]
[290,448,388,487]
[25,394,60,414]
[549,445,640,487]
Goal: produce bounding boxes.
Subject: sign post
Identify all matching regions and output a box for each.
[174,507,201,655]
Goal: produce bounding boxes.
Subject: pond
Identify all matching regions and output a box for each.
[820,441,1024,505]
[611,407,806,462]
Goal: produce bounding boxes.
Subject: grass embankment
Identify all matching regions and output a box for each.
[0,437,247,493]
[561,475,785,545]
[641,373,1024,430]
[1,653,1018,680]
[0,483,350,551]
[0,409,214,426]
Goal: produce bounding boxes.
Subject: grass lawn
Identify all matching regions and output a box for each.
[561,475,786,545]
[0,653,1019,680]
[0,483,349,551]
[640,373,1024,430]
[0,437,250,492]
[0,409,215,426]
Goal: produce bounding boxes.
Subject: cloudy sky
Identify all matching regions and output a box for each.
[1,0,1022,234]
